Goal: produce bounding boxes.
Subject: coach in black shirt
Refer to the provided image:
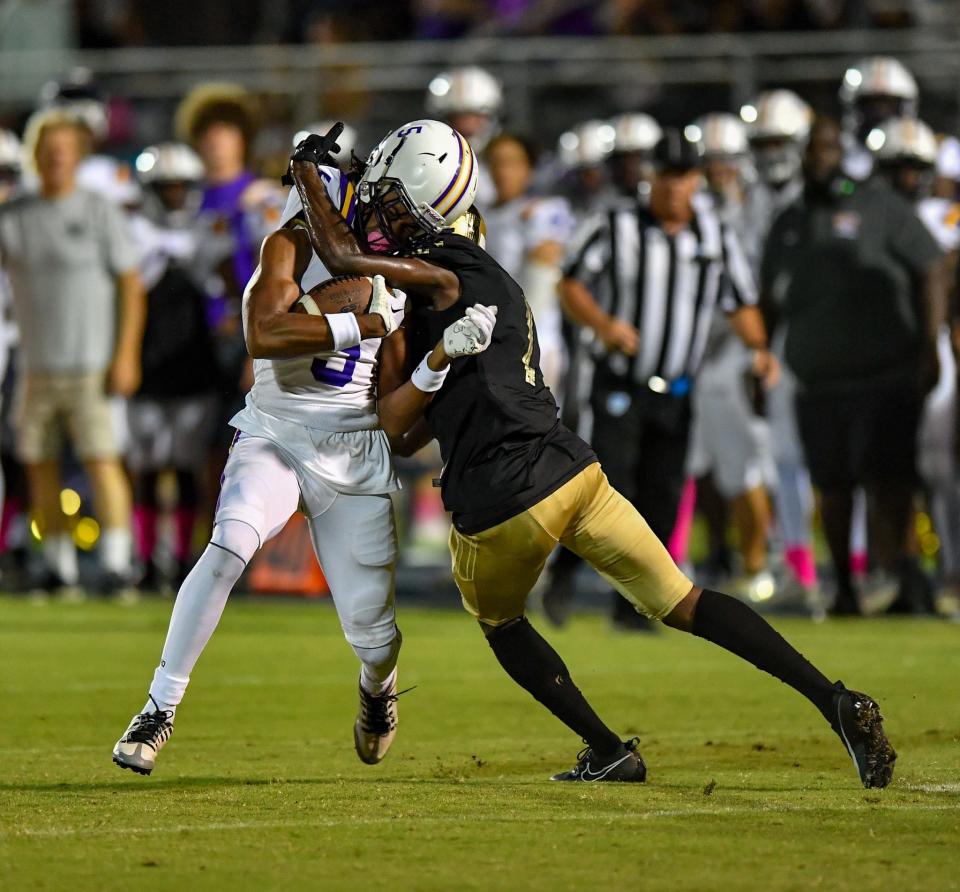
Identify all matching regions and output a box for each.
[761,116,945,615]
[558,131,778,627]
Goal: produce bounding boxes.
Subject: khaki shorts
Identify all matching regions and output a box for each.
[450,462,693,627]
[16,370,119,463]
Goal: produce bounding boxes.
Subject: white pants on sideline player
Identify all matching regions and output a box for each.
[919,327,960,581]
[687,338,776,499]
[146,433,400,714]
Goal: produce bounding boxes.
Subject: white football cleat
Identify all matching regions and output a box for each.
[112,699,174,776]
[353,673,400,765]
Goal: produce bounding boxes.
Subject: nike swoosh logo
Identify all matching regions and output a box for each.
[580,751,632,782]
[836,700,862,778]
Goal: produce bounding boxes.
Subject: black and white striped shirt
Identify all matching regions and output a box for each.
[563,197,757,385]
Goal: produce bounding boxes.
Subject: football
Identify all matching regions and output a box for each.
[292,275,373,316]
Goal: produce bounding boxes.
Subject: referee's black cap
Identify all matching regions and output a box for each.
[653,128,703,172]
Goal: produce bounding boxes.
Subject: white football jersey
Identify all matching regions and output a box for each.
[918,197,960,253]
[484,195,573,330]
[243,166,406,432]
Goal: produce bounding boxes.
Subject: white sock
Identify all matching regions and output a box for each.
[100,527,133,576]
[356,632,402,695]
[361,665,397,696]
[43,533,78,585]
[147,521,259,710]
[141,694,176,721]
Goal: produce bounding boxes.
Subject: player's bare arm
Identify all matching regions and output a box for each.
[728,304,780,388]
[108,268,147,397]
[243,227,389,358]
[559,276,639,355]
[376,329,445,442]
[289,159,461,309]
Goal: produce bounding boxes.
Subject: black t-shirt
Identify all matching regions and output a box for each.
[139,265,218,398]
[405,233,596,534]
[761,177,942,392]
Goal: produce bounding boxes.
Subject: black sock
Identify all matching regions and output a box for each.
[692,589,838,722]
[486,618,622,756]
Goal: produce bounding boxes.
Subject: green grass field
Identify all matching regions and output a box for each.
[1,596,958,891]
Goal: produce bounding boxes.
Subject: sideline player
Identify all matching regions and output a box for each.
[287,121,896,788]
[483,132,573,393]
[112,149,497,775]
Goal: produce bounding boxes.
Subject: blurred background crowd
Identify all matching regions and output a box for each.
[0,0,958,625]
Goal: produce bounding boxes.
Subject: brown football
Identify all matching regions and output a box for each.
[291,275,373,316]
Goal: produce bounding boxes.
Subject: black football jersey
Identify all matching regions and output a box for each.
[405,232,596,534]
[139,266,218,398]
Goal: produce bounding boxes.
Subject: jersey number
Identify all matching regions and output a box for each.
[522,301,537,386]
[311,345,360,387]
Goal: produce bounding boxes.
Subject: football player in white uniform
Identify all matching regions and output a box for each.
[127,143,218,589]
[685,114,777,603]
[112,133,497,775]
[607,113,662,205]
[740,91,827,605]
[425,66,502,208]
[839,56,918,181]
[484,132,574,392]
[872,116,959,612]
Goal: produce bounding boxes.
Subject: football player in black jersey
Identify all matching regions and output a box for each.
[285,122,896,789]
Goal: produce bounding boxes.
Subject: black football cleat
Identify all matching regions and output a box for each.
[830,683,896,789]
[551,737,647,783]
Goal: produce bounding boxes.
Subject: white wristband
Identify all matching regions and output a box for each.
[325,312,362,351]
[411,353,449,393]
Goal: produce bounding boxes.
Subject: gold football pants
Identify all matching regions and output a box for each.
[450,462,692,627]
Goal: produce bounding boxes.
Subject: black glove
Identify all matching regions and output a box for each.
[282,122,345,185]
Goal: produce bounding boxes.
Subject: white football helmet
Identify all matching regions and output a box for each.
[841,55,918,144]
[135,143,205,184]
[744,90,812,142]
[557,120,616,169]
[38,67,109,143]
[610,113,662,154]
[743,90,812,186]
[0,129,22,171]
[841,57,918,108]
[869,117,938,166]
[357,119,478,249]
[293,121,357,169]
[690,114,748,159]
[426,66,503,118]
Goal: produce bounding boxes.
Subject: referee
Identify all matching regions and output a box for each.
[549,130,778,629]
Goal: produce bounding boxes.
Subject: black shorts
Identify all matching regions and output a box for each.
[796,383,921,489]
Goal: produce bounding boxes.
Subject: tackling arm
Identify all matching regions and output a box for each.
[290,161,461,308]
[243,228,388,359]
[377,303,498,450]
[377,328,448,442]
